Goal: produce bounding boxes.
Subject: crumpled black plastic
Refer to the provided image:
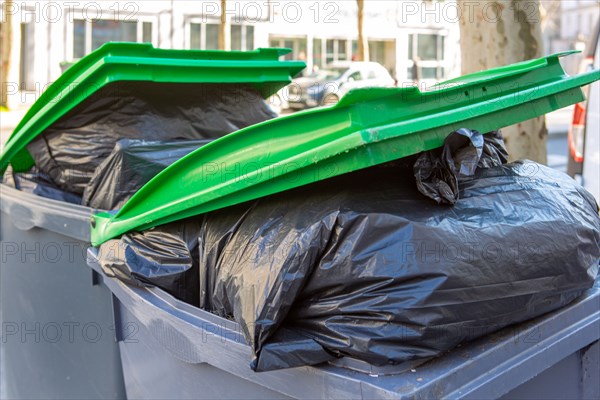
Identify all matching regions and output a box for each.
[83,139,212,210]
[27,82,276,195]
[195,161,599,371]
[2,165,82,204]
[97,219,201,307]
[414,129,508,204]
[98,159,600,371]
[92,128,599,372]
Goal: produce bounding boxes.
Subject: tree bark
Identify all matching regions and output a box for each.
[219,0,230,50]
[1,0,14,108]
[356,0,369,61]
[458,0,547,163]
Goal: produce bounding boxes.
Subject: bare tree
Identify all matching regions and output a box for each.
[219,0,230,50]
[356,0,369,61]
[1,0,14,108]
[459,0,547,163]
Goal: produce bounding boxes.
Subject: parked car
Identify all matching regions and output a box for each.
[285,61,395,109]
[567,21,600,202]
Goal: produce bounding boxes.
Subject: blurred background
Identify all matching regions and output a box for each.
[1,0,599,168]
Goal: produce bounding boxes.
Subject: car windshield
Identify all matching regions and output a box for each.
[309,67,347,81]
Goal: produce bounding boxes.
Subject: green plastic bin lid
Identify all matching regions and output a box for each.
[0,46,597,245]
[89,51,599,245]
[0,42,306,173]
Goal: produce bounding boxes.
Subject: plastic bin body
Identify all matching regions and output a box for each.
[0,185,126,398]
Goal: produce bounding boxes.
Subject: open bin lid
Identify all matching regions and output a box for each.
[0,42,306,173]
[90,51,600,245]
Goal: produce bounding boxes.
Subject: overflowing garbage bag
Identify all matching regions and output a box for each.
[82,139,212,210]
[414,128,509,204]
[98,219,201,306]
[26,82,276,195]
[96,129,600,371]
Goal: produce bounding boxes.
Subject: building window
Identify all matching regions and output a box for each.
[367,39,396,79]
[326,39,335,64]
[421,67,438,79]
[190,23,202,49]
[312,38,350,68]
[416,34,437,61]
[188,23,218,50]
[142,22,152,43]
[338,39,347,60]
[312,38,322,69]
[19,22,35,91]
[189,23,254,51]
[73,20,86,59]
[325,39,349,64]
[368,41,385,65]
[206,24,219,50]
[72,19,154,59]
[407,33,446,81]
[269,36,307,61]
[91,20,137,52]
[246,26,254,50]
[231,25,242,50]
[409,33,444,61]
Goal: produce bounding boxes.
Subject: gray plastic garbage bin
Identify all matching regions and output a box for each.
[0,184,126,399]
[85,238,600,400]
[1,179,599,400]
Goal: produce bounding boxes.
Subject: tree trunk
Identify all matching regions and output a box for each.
[458,0,547,163]
[1,0,14,108]
[219,0,229,50]
[356,0,369,61]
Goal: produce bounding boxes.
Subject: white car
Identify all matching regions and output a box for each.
[285,61,396,109]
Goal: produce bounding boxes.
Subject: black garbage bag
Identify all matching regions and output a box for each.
[83,139,212,210]
[97,219,201,307]
[478,130,510,168]
[414,129,508,204]
[94,129,599,371]
[27,82,276,195]
[196,161,599,371]
[2,165,82,204]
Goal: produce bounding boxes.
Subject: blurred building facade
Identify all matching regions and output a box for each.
[543,0,599,74]
[1,0,460,109]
